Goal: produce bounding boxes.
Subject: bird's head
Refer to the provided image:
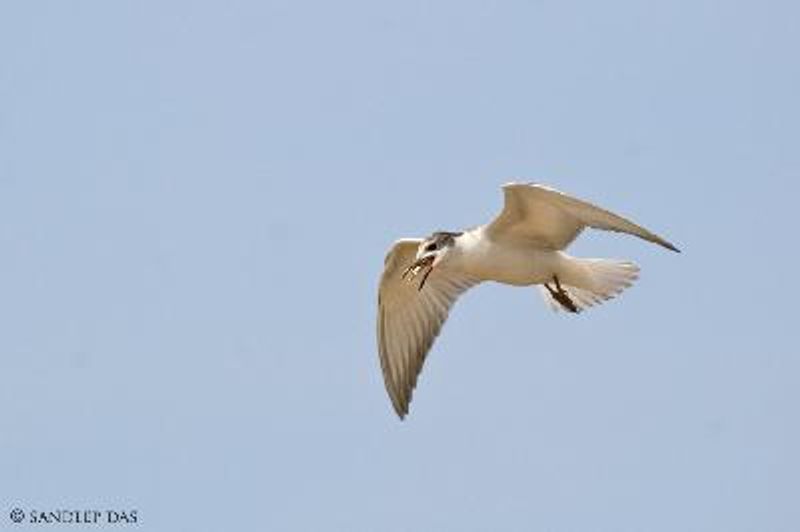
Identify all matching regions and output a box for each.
[416,231,461,266]
[402,231,462,290]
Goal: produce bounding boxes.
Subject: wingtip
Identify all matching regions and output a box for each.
[391,400,409,420]
[664,241,681,253]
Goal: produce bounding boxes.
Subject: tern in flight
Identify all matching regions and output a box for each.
[377,183,679,419]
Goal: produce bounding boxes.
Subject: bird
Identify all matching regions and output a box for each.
[376,182,679,419]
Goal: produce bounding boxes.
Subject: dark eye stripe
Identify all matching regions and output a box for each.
[425,243,436,252]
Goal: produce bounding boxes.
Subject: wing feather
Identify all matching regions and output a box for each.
[486,183,679,251]
[377,239,479,418]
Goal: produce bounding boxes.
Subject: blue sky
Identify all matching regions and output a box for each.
[1,1,798,530]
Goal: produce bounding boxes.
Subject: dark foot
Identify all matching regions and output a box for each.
[545,276,580,313]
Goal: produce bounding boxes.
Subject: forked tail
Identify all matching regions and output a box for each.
[539,259,640,313]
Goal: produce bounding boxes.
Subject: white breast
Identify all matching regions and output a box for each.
[451,227,561,286]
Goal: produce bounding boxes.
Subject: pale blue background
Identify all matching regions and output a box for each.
[1,1,798,531]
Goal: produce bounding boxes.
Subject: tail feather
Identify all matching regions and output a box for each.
[539,259,639,313]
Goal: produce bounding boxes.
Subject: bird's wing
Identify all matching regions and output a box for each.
[377,239,479,419]
[486,183,679,251]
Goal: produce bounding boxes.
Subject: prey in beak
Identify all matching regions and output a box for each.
[401,255,435,291]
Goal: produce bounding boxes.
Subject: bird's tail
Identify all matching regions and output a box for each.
[539,259,640,313]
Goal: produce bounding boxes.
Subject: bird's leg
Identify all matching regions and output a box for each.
[545,275,580,313]
[553,276,565,293]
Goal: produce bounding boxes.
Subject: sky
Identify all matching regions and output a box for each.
[1,1,798,531]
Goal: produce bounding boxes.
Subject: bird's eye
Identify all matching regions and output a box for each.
[424,243,437,252]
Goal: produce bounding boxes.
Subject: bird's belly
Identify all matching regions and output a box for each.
[466,246,559,286]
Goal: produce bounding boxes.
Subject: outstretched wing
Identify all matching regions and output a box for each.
[377,239,479,419]
[486,183,679,252]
